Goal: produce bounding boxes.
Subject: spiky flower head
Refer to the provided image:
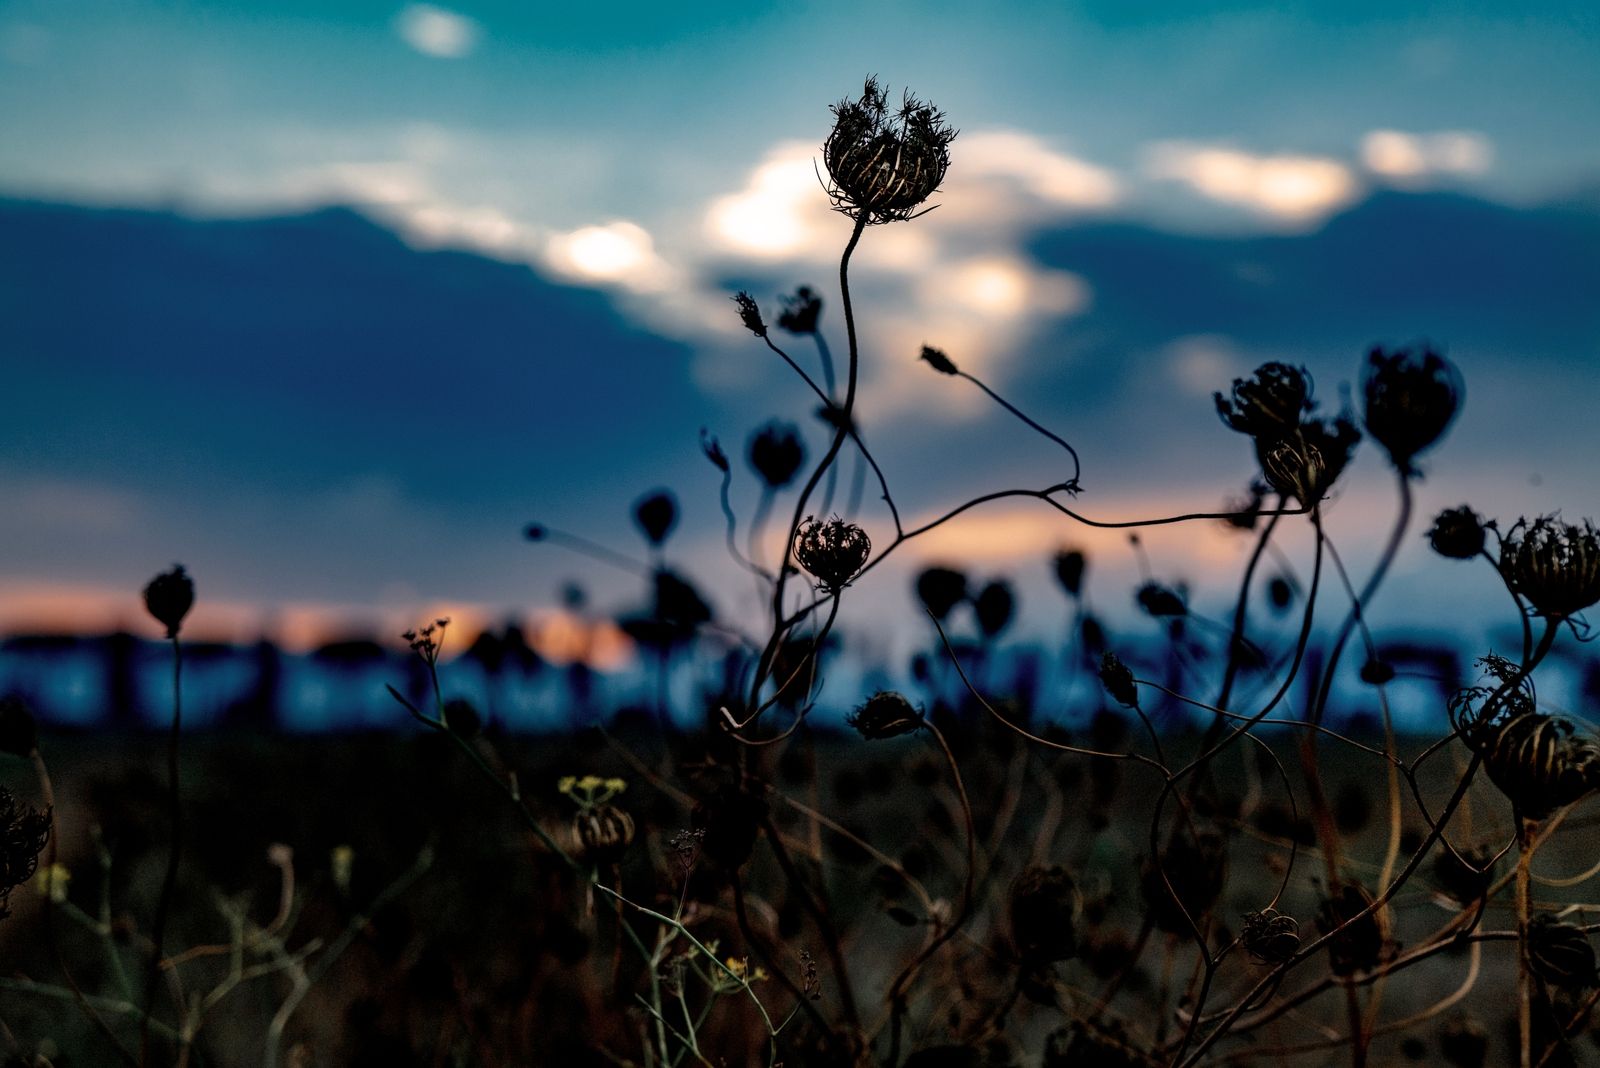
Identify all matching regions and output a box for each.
[823,77,956,225]
[1097,652,1139,709]
[143,564,194,639]
[747,421,806,489]
[847,690,923,740]
[1,785,50,921]
[1256,415,1361,507]
[794,515,870,591]
[1499,515,1600,619]
[1215,362,1312,440]
[1361,344,1463,474]
[1428,505,1488,560]
[732,291,766,337]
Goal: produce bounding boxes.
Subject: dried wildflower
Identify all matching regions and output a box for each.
[973,580,1014,638]
[1431,842,1497,906]
[0,695,38,758]
[799,946,822,1000]
[1315,880,1392,976]
[1361,344,1463,474]
[1256,415,1361,507]
[573,804,636,866]
[143,564,194,639]
[1009,865,1079,964]
[403,618,451,666]
[1215,362,1312,440]
[1097,653,1139,710]
[1054,549,1086,598]
[776,286,822,335]
[823,77,956,225]
[1135,582,1185,618]
[1528,914,1598,989]
[1242,907,1301,964]
[1449,652,1537,738]
[732,291,766,337]
[919,344,959,375]
[1141,829,1226,935]
[1437,1016,1489,1068]
[794,515,870,591]
[699,428,729,473]
[670,828,705,875]
[1499,515,1600,619]
[1429,505,1488,560]
[1,785,50,920]
[632,490,679,548]
[1476,712,1600,820]
[747,421,806,489]
[848,691,923,740]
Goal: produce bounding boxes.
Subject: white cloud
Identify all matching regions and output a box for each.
[395,4,480,59]
[1145,142,1361,225]
[543,220,674,293]
[1360,129,1493,181]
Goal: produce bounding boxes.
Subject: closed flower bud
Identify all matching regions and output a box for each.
[1428,505,1488,560]
[973,580,1014,639]
[1315,880,1392,976]
[776,286,822,334]
[1054,549,1086,598]
[1499,515,1600,619]
[795,515,870,591]
[0,695,38,758]
[1241,907,1301,964]
[700,429,729,473]
[633,490,679,548]
[1256,416,1361,507]
[1361,344,1463,474]
[747,421,806,489]
[143,564,194,639]
[574,803,635,866]
[914,566,968,621]
[848,691,923,740]
[732,291,766,337]
[1135,582,1185,618]
[823,77,956,225]
[919,345,959,376]
[1098,653,1139,709]
[1009,865,1079,964]
[1215,362,1311,440]
[1528,913,1598,989]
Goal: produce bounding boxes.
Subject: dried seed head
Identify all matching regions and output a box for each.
[1,786,50,921]
[573,803,636,866]
[1256,416,1361,507]
[1097,653,1139,710]
[1428,505,1488,560]
[732,291,766,337]
[747,421,806,489]
[1475,711,1600,820]
[1215,362,1312,440]
[632,490,679,548]
[1527,914,1598,989]
[1499,515,1600,619]
[919,345,959,375]
[776,286,822,335]
[1315,880,1392,976]
[143,564,194,639]
[914,566,968,621]
[1361,344,1463,474]
[794,515,870,591]
[1009,865,1080,964]
[1054,549,1087,598]
[847,691,923,740]
[1241,907,1301,964]
[823,77,956,225]
[972,580,1014,639]
[1135,582,1186,618]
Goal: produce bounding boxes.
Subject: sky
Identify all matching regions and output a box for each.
[1,0,1598,671]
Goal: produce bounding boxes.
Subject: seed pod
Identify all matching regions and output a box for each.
[1241,908,1301,964]
[1256,416,1362,507]
[1215,362,1312,440]
[574,804,635,866]
[1054,549,1086,598]
[1009,865,1079,964]
[731,291,766,337]
[1428,505,1488,560]
[823,77,956,225]
[747,422,806,489]
[1477,712,1600,820]
[1499,515,1600,619]
[915,566,968,621]
[848,691,923,740]
[632,490,679,548]
[143,564,194,639]
[1097,653,1139,710]
[973,580,1014,639]
[776,286,822,334]
[0,786,51,920]
[1528,914,1598,989]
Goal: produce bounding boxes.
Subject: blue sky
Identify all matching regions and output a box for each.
[1,0,1597,665]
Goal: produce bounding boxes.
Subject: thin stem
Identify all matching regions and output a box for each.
[142,634,184,1066]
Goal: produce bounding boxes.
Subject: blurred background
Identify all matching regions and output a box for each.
[2,0,1598,731]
